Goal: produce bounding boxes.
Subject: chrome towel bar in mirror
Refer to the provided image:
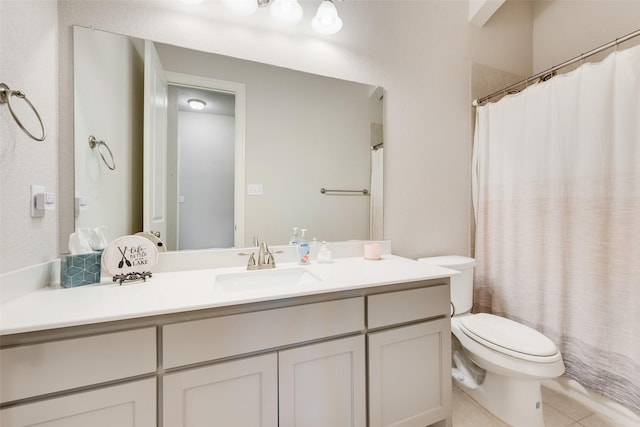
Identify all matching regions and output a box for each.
[320,188,369,195]
[88,135,116,170]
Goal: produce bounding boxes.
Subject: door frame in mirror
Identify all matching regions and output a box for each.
[163,72,246,248]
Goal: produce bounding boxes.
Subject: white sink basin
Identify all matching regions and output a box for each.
[214,267,322,294]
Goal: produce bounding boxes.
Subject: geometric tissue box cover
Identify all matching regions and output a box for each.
[60,250,103,288]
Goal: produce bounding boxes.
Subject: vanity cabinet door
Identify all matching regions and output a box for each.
[0,378,156,427]
[163,353,278,427]
[368,319,451,427]
[279,335,366,427]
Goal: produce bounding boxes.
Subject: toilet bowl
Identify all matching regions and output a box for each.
[418,256,565,427]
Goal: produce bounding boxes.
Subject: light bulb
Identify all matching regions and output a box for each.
[187,99,206,111]
[222,0,258,16]
[312,0,342,35]
[270,0,303,24]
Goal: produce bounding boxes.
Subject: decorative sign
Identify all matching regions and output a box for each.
[103,235,159,284]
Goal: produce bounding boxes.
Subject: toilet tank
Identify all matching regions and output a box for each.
[418,256,476,315]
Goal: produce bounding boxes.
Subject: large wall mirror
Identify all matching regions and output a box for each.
[73,26,384,251]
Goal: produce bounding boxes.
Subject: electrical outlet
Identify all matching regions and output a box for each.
[74,192,88,217]
[247,184,264,196]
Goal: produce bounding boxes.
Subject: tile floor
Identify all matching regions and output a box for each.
[451,383,619,427]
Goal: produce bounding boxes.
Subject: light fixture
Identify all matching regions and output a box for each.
[312,0,342,35]
[220,0,343,34]
[221,0,259,16]
[270,0,303,24]
[187,99,206,111]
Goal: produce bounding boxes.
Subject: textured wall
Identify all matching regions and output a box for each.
[0,1,59,273]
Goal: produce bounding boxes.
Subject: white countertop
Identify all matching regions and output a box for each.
[0,255,455,336]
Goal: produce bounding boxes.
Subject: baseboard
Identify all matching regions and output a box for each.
[543,377,640,427]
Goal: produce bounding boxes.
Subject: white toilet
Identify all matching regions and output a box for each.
[419,256,565,427]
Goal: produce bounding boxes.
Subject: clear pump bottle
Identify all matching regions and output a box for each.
[316,241,332,263]
[289,227,299,246]
[296,229,310,264]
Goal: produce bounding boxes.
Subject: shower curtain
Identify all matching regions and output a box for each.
[370,146,384,241]
[472,44,640,415]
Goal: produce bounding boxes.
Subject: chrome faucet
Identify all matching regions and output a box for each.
[241,238,278,270]
[257,242,275,269]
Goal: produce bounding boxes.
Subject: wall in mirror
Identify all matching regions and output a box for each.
[73,26,383,251]
[74,27,144,245]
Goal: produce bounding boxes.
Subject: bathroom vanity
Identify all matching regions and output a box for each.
[0,248,453,427]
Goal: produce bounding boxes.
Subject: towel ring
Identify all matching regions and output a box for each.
[0,83,46,142]
[88,135,116,170]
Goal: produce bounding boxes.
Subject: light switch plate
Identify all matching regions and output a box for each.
[247,184,264,196]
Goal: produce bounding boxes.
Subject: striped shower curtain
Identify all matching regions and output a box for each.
[472,44,640,415]
[370,146,384,241]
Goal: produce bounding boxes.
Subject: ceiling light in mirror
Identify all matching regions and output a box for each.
[270,0,303,24]
[222,0,259,16]
[312,0,343,35]
[187,98,207,111]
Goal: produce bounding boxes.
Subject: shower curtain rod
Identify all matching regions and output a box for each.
[472,28,640,107]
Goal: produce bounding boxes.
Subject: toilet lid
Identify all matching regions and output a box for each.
[459,313,558,359]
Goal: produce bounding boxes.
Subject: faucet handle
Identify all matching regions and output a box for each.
[238,251,257,270]
[265,248,283,268]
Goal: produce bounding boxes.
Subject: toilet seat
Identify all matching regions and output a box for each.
[459,313,559,362]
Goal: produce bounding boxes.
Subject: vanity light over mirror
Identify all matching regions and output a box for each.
[73,26,384,252]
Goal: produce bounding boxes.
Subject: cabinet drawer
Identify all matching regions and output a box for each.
[0,378,156,427]
[0,328,156,403]
[367,285,449,329]
[163,297,364,369]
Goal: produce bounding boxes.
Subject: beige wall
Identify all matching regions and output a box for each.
[3,0,534,274]
[533,0,640,72]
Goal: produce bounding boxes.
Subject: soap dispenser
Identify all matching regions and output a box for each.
[289,227,299,246]
[316,241,332,263]
[297,229,310,265]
